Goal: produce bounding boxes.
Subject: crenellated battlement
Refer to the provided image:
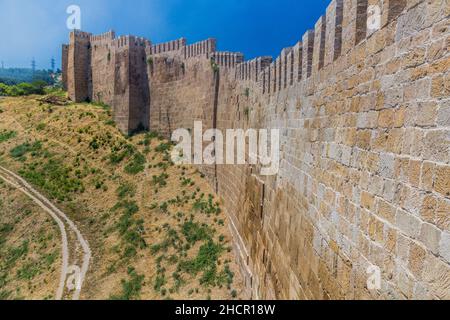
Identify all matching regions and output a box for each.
[227,0,421,97]
[151,38,186,54]
[90,30,116,43]
[70,30,92,41]
[111,35,150,48]
[210,51,245,69]
[183,38,217,59]
[235,56,272,82]
[63,0,446,126]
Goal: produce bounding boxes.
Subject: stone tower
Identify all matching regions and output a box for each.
[64,30,151,134]
[67,30,92,102]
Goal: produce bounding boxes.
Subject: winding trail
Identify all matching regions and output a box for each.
[0,166,91,300]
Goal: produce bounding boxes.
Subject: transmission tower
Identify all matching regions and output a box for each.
[31,58,36,74]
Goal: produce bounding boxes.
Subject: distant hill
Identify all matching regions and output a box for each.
[0,68,56,85]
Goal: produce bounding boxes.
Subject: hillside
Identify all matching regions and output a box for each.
[0,95,243,300]
[0,179,61,300]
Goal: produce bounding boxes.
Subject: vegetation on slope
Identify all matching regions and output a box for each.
[0,95,243,300]
[0,81,48,97]
[0,180,61,300]
[0,68,56,86]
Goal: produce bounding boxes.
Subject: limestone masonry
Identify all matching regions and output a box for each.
[63,0,450,299]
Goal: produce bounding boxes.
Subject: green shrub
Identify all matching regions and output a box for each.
[155,142,171,153]
[92,101,111,110]
[0,223,14,246]
[0,290,11,300]
[16,263,40,280]
[110,268,144,300]
[192,195,221,215]
[109,144,135,164]
[0,83,8,96]
[89,137,100,150]
[116,182,136,199]
[152,173,169,188]
[5,240,29,268]
[124,153,146,175]
[142,131,159,146]
[244,107,250,119]
[19,158,84,201]
[0,130,16,143]
[43,87,66,97]
[210,59,219,72]
[0,81,46,96]
[10,141,42,158]
[154,274,166,292]
[182,221,212,244]
[113,201,147,257]
[179,241,223,279]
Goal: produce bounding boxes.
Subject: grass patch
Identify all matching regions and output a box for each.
[152,173,169,188]
[16,262,40,280]
[0,81,47,97]
[116,182,136,199]
[155,142,172,154]
[124,153,146,175]
[150,226,180,255]
[109,144,135,164]
[36,123,46,131]
[192,194,221,215]
[10,141,42,159]
[176,240,233,288]
[182,221,213,245]
[113,201,146,258]
[110,267,144,300]
[0,130,16,143]
[19,158,84,201]
[4,240,29,268]
[179,241,223,276]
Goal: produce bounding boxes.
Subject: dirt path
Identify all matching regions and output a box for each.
[0,166,91,300]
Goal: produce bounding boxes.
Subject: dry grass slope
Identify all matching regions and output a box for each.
[0,180,61,300]
[0,95,243,300]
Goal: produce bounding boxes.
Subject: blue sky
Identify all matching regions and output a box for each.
[0,0,330,69]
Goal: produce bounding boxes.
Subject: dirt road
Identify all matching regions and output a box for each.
[0,166,91,300]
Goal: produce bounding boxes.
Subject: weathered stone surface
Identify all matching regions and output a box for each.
[397,209,422,239]
[440,232,450,264]
[434,165,450,198]
[437,100,450,126]
[419,223,442,255]
[436,198,450,232]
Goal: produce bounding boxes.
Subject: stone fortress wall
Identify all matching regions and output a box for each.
[63,0,450,299]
